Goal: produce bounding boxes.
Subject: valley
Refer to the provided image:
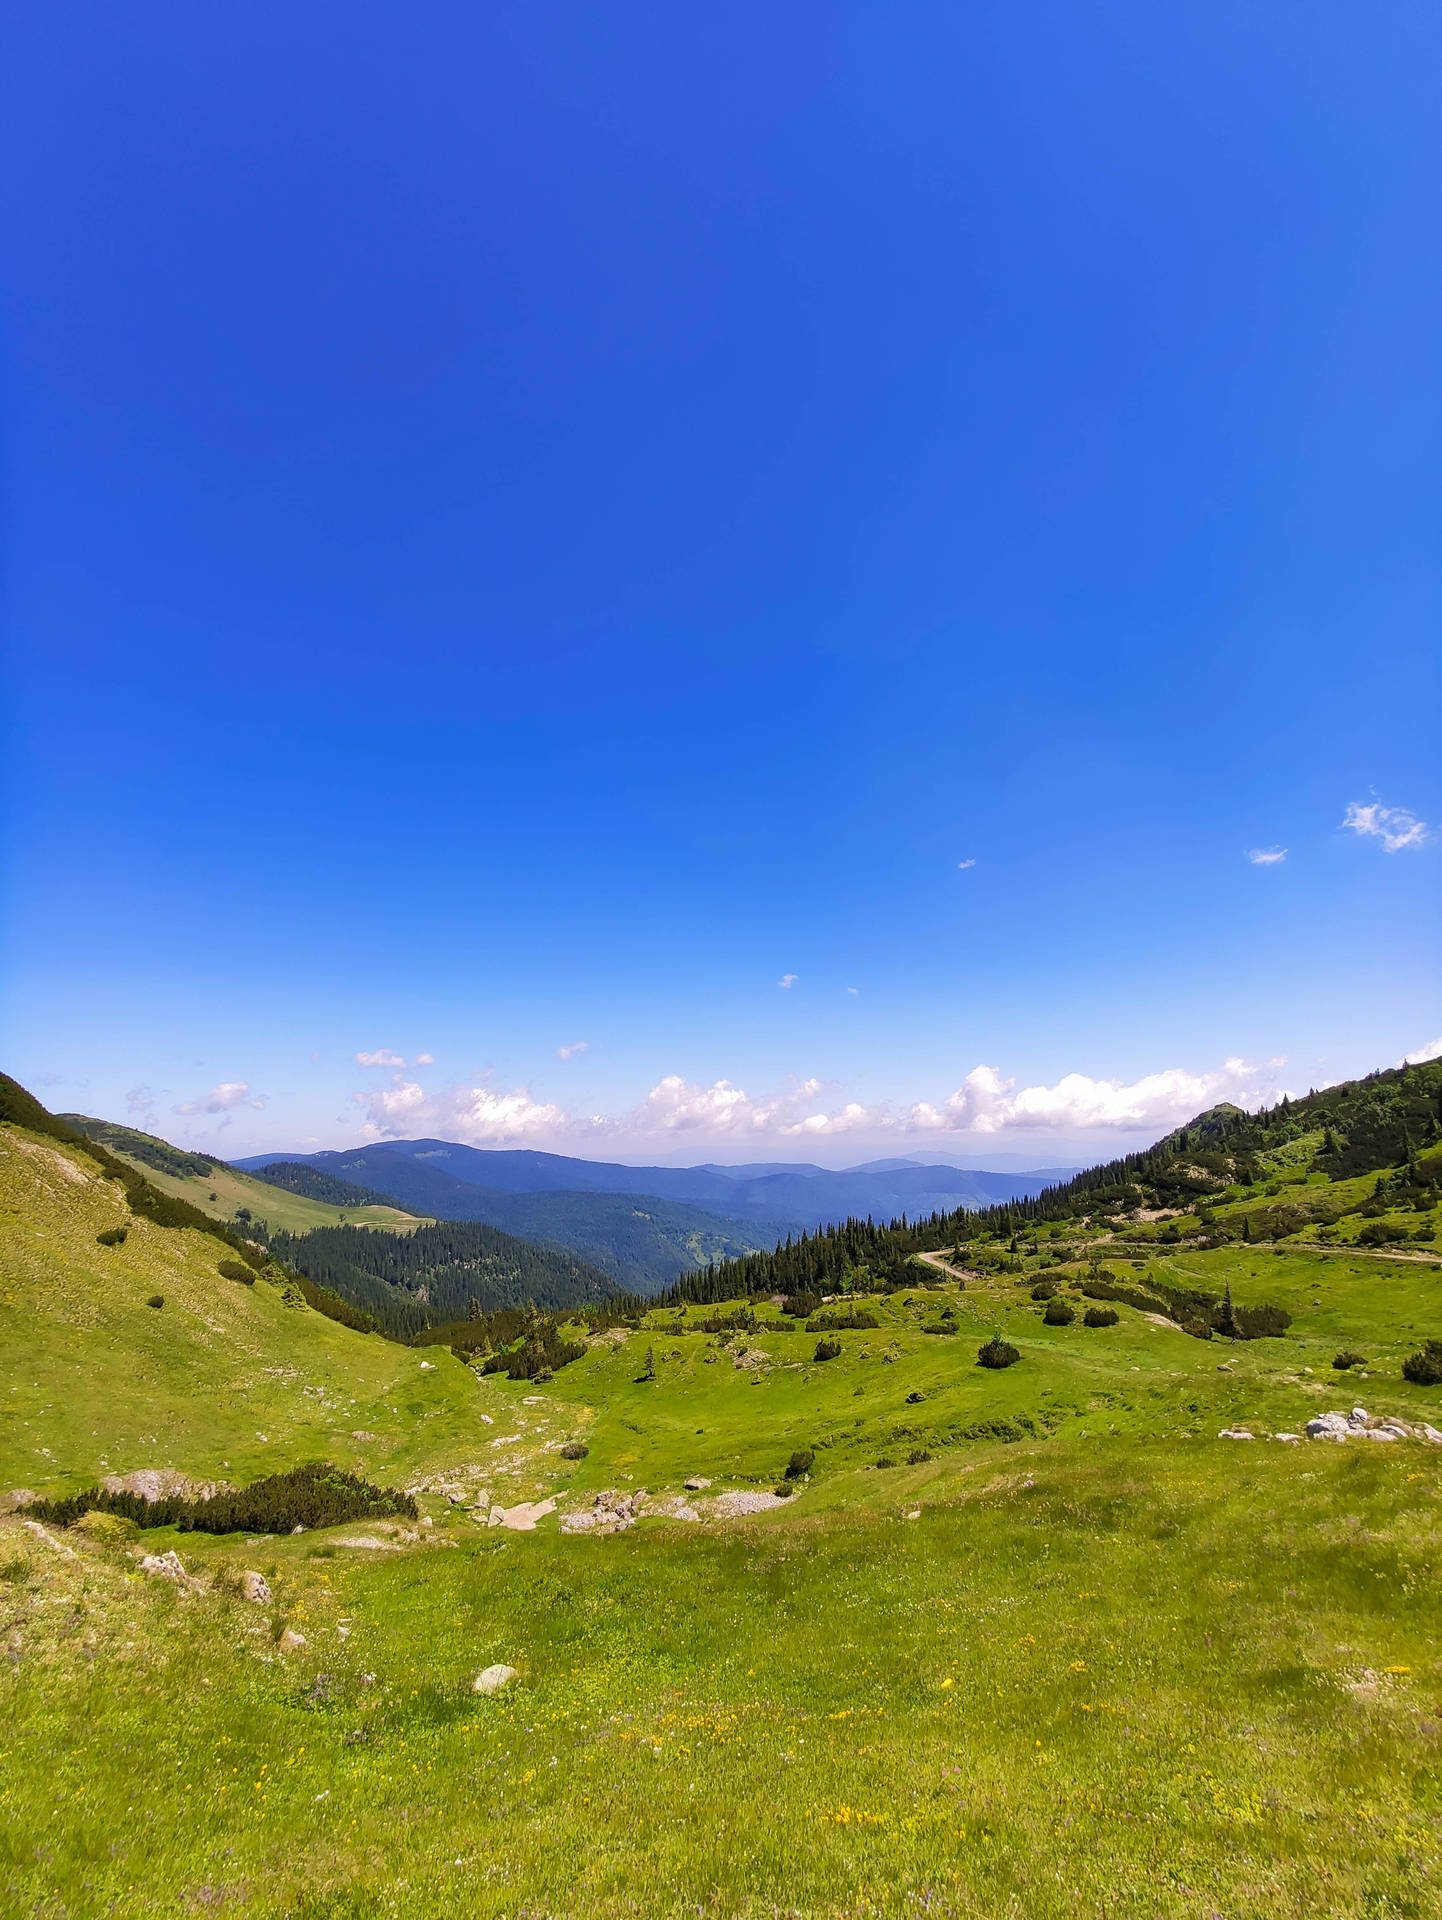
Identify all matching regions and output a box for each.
[3,1065,1441,1917]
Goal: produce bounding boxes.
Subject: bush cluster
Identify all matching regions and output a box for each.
[217,1259,256,1285]
[1042,1300,1075,1326]
[977,1336,1020,1370]
[785,1448,814,1479]
[1402,1340,1442,1387]
[559,1441,589,1461]
[28,1462,417,1535]
[96,1227,128,1247]
[813,1337,842,1362]
[1332,1349,1366,1371]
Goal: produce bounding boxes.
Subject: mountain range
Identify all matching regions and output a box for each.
[234,1139,1073,1288]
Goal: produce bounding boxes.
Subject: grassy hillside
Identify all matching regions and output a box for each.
[0,1117,496,1498]
[60,1116,431,1236]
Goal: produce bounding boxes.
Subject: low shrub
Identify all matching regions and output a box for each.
[1181,1316,1213,1340]
[71,1510,136,1546]
[1402,1340,1442,1387]
[813,1338,842,1362]
[96,1227,127,1247]
[906,1389,926,1404]
[28,1462,417,1535]
[1083,1306,1119,1328]
[1042,1300,1075,1326]
[785,1448,815,1479]
[559,1442,589,1460]
[146,1294,164,1310]
[1332,1349,1366,1371]
[907,1448,932,1465]
[772,1483,793,1498]
[807,1308,879,1332]
[217,1259,256,1285]
[977,1336,1020,1370]
[874,1457,897,1470]
[1030,1280,1059,1301]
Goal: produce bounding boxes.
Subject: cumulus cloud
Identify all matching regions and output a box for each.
[778,974,798,989]
[907,1059,1286,1136]
[355,1048,406,1067]
[1247,847,1286,865]
[174,1082,263,1115]
[414,1052,435,1066]
[355,1075,567,1145]
[640,1075,875,1137]
[846,986,859,996]
[1399,1037,1442,1066]
[1343,800,1428,852]
[957,858,976,871]
[556,1041,589,1060]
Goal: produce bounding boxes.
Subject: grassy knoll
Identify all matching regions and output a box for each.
[3,1437,1439,1918]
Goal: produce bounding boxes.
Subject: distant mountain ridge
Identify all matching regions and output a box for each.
[234,1140,1066,1243]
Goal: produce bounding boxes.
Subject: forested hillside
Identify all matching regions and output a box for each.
[663,1061,1442,1305]
[267,1219,615,1337]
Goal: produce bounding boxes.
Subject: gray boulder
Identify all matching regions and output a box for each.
[472,1663,518,1695]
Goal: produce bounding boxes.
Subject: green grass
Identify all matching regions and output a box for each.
[3,1438,1439,1918]
[0,1126,482,1496]
[5,1118,1442,1915]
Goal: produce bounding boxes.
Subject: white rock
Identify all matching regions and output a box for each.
[140,1550,204,1590]
[712,1490,788,1517]
[239,1570,271,1603]
[1420,1425,1442,1445]
[1365,1427,1400,1441]
[1218,1428,1254,1441]
[1306,1412,1351,1442]
[419,1361,436,1370]
[683,1476,712,1491]
[277,1628,307,1651]
[472,1663,518,1696]
[1273,1433,1302,1444]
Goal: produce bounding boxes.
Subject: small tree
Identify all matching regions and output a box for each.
[977,1334,1020,1370]
[814,1337,842,1362]
[1042,1300,1075,1326]
[1331,1350,1365,1371]
[1215,1284,1242,1340]
[785,1448,814,1479]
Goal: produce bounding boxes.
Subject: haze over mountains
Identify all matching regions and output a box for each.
[230,1141,1078,1286]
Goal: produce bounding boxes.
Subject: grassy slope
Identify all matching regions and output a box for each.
[0,1125,488,1495]
[116,1152,430,1235]
[5,1114,1442,1915]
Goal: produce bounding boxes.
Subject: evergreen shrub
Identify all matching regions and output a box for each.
[218,1259,256,1285]
[813,1338,842,1362]
[1083,1306,1119,1328]
[96,1227,127,1247]
[1042,1300,1075,1326]
[29,1462,417,1535]
[1402,1341,1442,1387]
[977,1336,1020,1369]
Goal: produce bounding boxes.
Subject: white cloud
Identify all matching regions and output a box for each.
[125,1084,156,1116]
[1247,847,1286,865]
[556,1041,589,1060]
[355,1075,567,1145]
[1399,1037,1442,1066]
[957,858,976,871]
[174,1082,263,1116]
[414,1052,435,1066]
[777,974,798,989]
[907,1058,1287,1136]
[355,1048,406,1067]
[639,1074,875,1137]
[1343,800,1428,852]
[846,986,859,996]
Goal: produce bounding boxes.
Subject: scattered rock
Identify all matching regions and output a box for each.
[277,1628,307,1652]
[1218,1428,1254,1441]
[21,1520,78,1559]
[239,1571,271,1603]
[140,1550,205,1591]
[493,1499,556,1532]
[1273,1433,1302,1444]
[331,1535,403,1550]
[522,1395,547,1405]
[732,1347,770,1371]
[473,1663,518,1696]
[1306,1412,1351,1442]
[712,1490,788,1518]
[419,1361,435,1370]
[683,1476,712,1491]
[1,1490,38,1512]
[103,1469,222,1503]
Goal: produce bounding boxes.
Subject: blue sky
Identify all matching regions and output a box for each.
[3,3,1438,1166]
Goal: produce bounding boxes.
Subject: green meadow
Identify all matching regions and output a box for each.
[3,1110,1442,1916]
